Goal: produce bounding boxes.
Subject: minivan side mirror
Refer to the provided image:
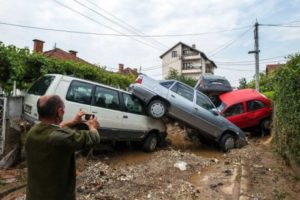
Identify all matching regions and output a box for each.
[210,108,219,116]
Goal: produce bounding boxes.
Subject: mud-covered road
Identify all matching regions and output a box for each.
[1,125,300,200]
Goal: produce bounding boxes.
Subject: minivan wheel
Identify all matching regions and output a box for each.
[219,134,235,152]
[143,134,158,152]
[147,99,167,119]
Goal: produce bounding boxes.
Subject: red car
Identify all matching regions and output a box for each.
[218,89,272,131]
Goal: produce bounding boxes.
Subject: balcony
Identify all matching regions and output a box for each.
[182,65,202,74]
[182,54,201,60]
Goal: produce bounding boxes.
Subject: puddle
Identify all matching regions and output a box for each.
[109,150,152,166]
[189,168,212,187]
[167,125,223,158]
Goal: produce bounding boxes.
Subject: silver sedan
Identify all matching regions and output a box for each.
[130,74,247,151]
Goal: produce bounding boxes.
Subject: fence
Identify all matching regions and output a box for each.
[0,97,7,155]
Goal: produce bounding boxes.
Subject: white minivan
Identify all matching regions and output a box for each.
[23,74,166,152]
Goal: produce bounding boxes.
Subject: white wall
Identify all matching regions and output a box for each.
[162,44,182,79]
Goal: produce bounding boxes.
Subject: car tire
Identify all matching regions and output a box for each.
[147,99,167,119]
[143,133,158,152]
[219,134,235,152]
[260,118,271,132]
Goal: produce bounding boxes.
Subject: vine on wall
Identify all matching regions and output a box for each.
[273,54,300,164]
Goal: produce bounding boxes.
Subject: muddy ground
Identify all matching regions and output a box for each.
[1,125,300,200]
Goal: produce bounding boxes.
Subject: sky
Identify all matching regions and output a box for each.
[0,0,299,87]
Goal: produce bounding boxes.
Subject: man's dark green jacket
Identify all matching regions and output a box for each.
[25,123,100,200]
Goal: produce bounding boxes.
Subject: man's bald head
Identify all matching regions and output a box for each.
[37,95,64,120]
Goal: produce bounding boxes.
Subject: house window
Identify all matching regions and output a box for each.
[183,62,192,70]
[172,51,177,57]
[183,50,189,55]
[206,66,213,73]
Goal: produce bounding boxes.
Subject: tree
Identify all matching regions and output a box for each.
[0,41,136,94]
[238,77,247,89]
[165,68,197,87]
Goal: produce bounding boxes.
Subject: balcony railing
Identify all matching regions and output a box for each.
[182,54,201,60]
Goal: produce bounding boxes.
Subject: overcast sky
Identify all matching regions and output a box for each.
[1,0,299,87]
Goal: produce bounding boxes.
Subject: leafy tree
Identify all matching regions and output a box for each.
[0,41,136,94]
[238,77,247,89]
[166,68,197,87]
[244,72,275,93]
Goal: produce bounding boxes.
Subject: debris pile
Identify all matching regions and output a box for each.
[77,150,212,200]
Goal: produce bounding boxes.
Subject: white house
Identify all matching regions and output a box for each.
[160,42,217,79]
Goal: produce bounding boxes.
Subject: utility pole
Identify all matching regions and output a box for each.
[248,21,260,91]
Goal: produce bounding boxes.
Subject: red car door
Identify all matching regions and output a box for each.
[223,102,250,129]
[245,100,269,127]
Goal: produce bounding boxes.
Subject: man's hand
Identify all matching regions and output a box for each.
[59,110,86,128]
[85,116,100,131]
[73,110,86,124]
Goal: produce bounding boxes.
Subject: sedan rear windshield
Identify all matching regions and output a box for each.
[159,81,174,88]
[205,79,231,87]
[27,76,55,95]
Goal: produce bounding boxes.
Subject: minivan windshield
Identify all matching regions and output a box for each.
[27,76,55,95]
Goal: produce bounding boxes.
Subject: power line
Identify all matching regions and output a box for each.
[142,66,161,71]
[135,26,253,37]
[260,24,300,27]
[208,27,252,57]
[79,0,168,49]
[52,0,162,51]
[215,54,290,64]
[217,59,286,66]
[217,67,254,72]
[0,21,254,38]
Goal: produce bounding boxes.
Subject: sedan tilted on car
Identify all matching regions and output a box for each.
[130,74,247,151]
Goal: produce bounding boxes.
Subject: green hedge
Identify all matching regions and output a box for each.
[0,42,136,93]
[273,54,300,164]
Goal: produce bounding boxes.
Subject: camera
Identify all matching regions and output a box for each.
[84,114,95,121]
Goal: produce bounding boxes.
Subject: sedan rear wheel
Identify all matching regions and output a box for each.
[147,99,167,119]
[219,134,235,152]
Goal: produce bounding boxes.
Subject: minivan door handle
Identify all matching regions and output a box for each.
[171,94,175,98]
[92,111,98,114]
[123,115,128,118]
[194,107,199,111]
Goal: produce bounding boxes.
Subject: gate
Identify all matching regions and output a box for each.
[0,97,7,155]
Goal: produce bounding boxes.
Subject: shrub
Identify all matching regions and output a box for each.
[273,53,300,164]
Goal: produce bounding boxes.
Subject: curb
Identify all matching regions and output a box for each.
[239,158,249,200]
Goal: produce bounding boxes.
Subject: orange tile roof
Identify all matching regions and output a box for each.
[43,48,91,65]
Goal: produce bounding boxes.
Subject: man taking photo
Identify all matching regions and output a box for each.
[25,95,100,200]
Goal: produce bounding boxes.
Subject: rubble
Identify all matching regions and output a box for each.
[174,161,187,171]
[77,150,212,200]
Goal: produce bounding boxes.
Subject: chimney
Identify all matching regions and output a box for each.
[119,64,124,73]
[133,68,138,72]
[192,44,196,49]
[69,50,77,57]
[33,39,45,53]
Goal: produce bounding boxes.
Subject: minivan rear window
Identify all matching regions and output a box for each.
[27,76,55,95]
